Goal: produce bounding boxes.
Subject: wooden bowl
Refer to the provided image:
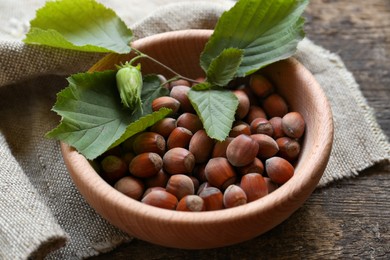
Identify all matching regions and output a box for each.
[61,29,334,249]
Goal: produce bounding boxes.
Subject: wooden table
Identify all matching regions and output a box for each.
[92,1,390,258]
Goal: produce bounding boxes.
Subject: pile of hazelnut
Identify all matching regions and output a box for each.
[94,73,305,212]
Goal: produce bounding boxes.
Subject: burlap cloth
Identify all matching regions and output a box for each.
[0,0,389,259]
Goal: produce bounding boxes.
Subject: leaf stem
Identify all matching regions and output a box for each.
[131,48,202,84]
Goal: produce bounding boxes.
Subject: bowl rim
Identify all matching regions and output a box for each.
[60,29,334,248]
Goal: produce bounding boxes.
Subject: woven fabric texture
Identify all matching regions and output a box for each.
[0,1,389,259]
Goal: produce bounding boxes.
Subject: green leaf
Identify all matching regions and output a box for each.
[188,89,239,141]
[206,48,243,87]
[23,0,132,53]
[46,72,169,160]
[200,0,308,76]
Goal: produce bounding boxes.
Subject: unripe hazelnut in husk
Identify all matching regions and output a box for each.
[199,187,224,211]
[129,152,163,178]
[249,74,274,98]
[226,134,259,167]
[152,96,180,115]
[163,147,195,175]
[166,174,195,200]
[223,184,247,208]
[150,117,176,138]
[251,134,279,159]
[265,156,294,185]
[205,157,237,190]
[141,189,178,210]
[240,173,268,202]
[114,176,144,200]
[176,195,205,212]
[262,93,288,118]
[232,89,250,119]
[167,126,193,149]
[276,136,301,162]
[132,132,166,156]
[176,113,203,134]
[282,112,305,139]
[189,129,214,163]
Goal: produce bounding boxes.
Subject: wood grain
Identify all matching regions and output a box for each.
[91,0,390,258]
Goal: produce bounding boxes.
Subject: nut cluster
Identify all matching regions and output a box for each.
[94,74,305,211]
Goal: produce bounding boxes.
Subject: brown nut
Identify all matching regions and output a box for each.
[144,169,170,188]
[199,187,224,211]
[251,134,279,159]
[229,121,251,137]
[237,157,264,175]
[196,181,212,195]
[205,157,237,190]
[240,173,268,202]
[241,86,259,106]
[189,129,214,163]
[269,117,284,139]
[265,156,295,185]
[262,93,288,118]
[176,113,203,134]
[170,79,191,88]
[264,177,279,193]
[132,132,166,156]
[170,85,195,113]
[166,126,193,149]
[276,137,301,162]
[212,137,234,158]
[249,74,274,98]
[163,147,195,175]
[100,155,128,183]
[152,96,180,114]
[176,195,205,212]
[226,134,259,167]
[192,163,207,183]
[150,117,177,138]
[250,117,274,136]
[114,176,144,200]
[141,189,178,210]
[233,89,250,119]
[142,186,166,199]
[245,105,267,124]
[282,112,305,139]
[223,184,247,208]
[129,152,163,178]
[166,174,195,200]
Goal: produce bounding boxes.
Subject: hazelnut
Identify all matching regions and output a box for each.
[240,173,268,202]
[223,184,247,208]
[282,112,305,139]
[144,169,170,188]
[170,85,195,113]
[237,157,264,175]
[205,157,237,190]
[170,79,191,88]
[114,176,144,200]
[132,132,166,156]
[176,113,203,134]
[211,137,234,158]
[229,121,251,137]
[199,187,224,211]
[100,155,127,183]
[192,163,207,183]
[240,86,259,106]
[265,156,294,185]
[141,190,178,210]
[167,126,193,149]
[251,134,279,159]
[163,147,195,175]
[189,129,214,163]
[264,177,279,193]
[276,137,301,162]
[166,174,195,200]
[249,74,274,98]
[262,93,288,118]
[150,117,177,138]
[269,117,284,139]
[122,152,135,165]
[245,105,267,123]
[142,186,166,199]
[152,96,180,114]
[176,195,205,212]
[250,117,274,136]
[196,181,212,195]
[129,152,163,178]
[226,134,259,167]
[233,89,250,119]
